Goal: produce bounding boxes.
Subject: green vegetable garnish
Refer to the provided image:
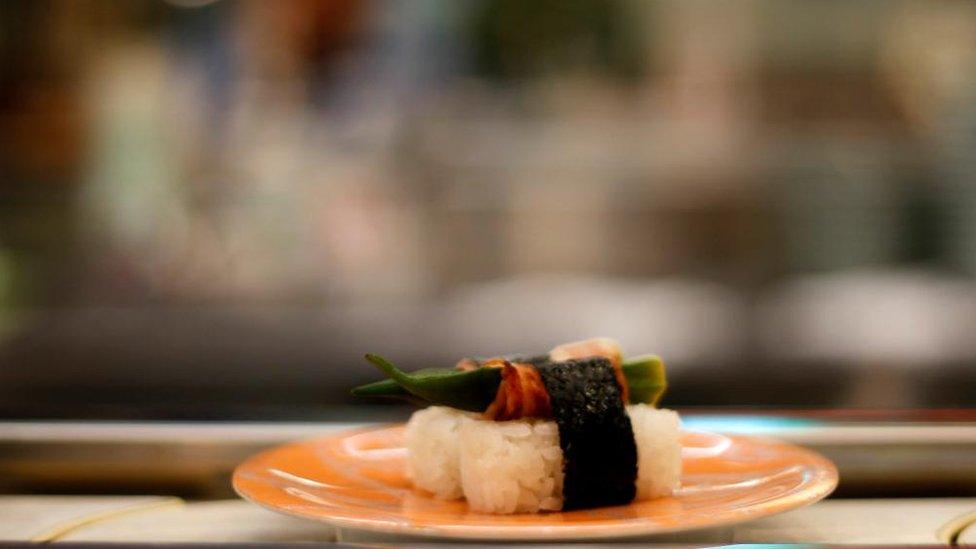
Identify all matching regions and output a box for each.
[361,354,503,412]
[351,353,667,409]
[620,355,667,406]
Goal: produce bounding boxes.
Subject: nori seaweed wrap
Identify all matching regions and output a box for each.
[536,357,638,510]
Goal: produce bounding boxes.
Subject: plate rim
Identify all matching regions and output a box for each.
[232,424,839,541]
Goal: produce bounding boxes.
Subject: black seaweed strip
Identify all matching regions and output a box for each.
[536,358,637,510]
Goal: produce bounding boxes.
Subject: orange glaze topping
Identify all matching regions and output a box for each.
[481,359,552,421]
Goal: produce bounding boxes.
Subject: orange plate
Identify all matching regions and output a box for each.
[233,425,837,541]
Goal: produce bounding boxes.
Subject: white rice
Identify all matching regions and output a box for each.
[459,416,564,514]
[404,405,681,513]
[627,404,683,499]
[404,406,466,499]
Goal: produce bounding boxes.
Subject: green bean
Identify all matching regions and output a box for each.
[348,377,430,407]
[351,354,667,409]
[361,354,502,412]
[621,355,667,406]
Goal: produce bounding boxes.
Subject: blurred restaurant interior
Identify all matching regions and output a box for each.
[3,0,976,426]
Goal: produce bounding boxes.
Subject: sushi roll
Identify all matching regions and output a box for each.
[352,338,681,514]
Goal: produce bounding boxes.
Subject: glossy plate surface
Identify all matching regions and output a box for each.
[233,425,837,540]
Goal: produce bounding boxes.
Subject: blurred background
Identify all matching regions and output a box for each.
[3,0,976,421]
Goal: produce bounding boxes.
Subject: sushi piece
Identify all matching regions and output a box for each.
[404,402,680,514]
[352,338,681,514]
